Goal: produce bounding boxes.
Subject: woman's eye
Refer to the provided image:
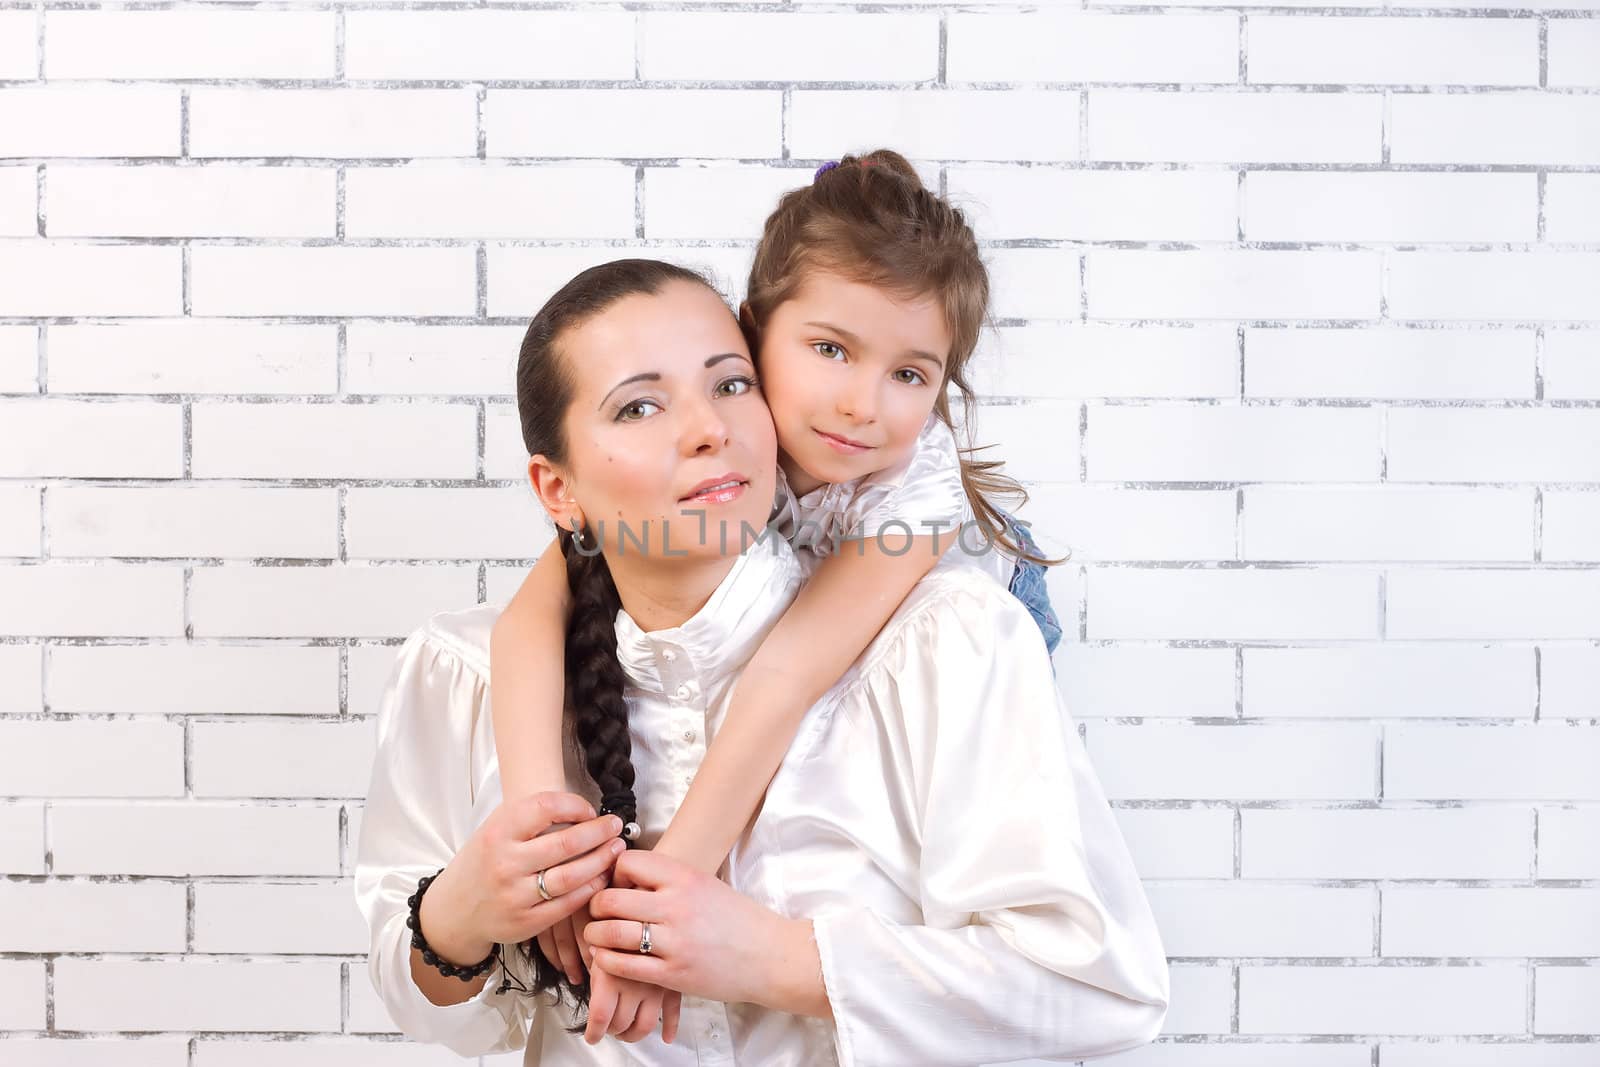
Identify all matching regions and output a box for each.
[813,341,845,361]
[716,375,757,397]
[616,398,662,422]
[893,368,926,386]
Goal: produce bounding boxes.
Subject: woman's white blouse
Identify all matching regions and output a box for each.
[354,534,1169,1067]
[770,413,1016,588]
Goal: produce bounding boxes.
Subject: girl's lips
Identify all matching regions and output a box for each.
[815,429,873,455]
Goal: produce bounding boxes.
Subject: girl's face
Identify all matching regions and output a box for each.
[754,270,951,496]
[541,279,778,561]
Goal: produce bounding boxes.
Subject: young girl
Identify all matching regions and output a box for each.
[492,149,1067,1038]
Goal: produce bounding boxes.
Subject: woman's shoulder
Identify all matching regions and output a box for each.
[409,602,505,682]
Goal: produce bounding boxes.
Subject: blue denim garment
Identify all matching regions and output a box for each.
[997,509,1064,658]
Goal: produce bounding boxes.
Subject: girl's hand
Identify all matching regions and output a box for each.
[535,910,588,986]
[583,965,682,1045]
[423,792,627,963]
[582,850,816,1011]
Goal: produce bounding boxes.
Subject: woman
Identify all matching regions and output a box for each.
[354,259,1170,1066]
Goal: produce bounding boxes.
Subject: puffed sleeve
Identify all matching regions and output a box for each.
[352,624,531,1056]
[809,575,1170,1066]
[841,416,969,544]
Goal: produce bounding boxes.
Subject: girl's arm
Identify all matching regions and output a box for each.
[489,539,572,800]
[653,528,955,874]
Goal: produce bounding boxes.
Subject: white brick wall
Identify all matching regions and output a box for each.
[1,1,1595,1063]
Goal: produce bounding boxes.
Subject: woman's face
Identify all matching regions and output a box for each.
[545,279,778,562]
[754,270,951,496]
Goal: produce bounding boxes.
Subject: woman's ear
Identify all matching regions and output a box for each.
[527,454,583,532]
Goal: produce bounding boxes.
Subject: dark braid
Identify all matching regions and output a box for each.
[560,526,637,832]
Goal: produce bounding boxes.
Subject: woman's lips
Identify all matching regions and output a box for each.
[815,429,873,455]
[679,478,747,505]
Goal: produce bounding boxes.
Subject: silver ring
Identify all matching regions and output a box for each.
[536,869,553,902]
[638,921,652,955]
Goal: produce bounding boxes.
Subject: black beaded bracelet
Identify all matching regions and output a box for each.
[406,868,500,982]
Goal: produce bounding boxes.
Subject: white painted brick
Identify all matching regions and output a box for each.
[1147,885,1374,957]
[1543,328,1600,399]
[1240,965,1525,1034]
[1388,409,1600,482]
[189,565,478,639]
[0,165,37,236]
[1245,645,1535,720]
[1087,403,1381,481]
[643,12,937,82]
[1029,485,1233,563]
[50,801,340,876]
[949,12,1237,83]
[1241,808,1533,880]
[47,164,334,239]
[346,486,543,560]
[1101,1046,1370,1067]
[0,643,42,713]
[345,9,631,80]
[1242,486,1535,562]
[1384,888,1600,957]
[50,487,338,559]
[0,565,183,638]
[1385,724,1600,800]
[1084,723,1377,799]
[346,324,522,396]
[190,402,477,479]
[48,322,337,395]
[191,246,476,317]
[1246,171,1536,244]
[1245,326,1536,400]
[1542,646,1600,721]
[0,880,185,952]
[986,248,1084,319]
[1535,966,1600,1034]
[1544,490,1600,562]
[485,564,534,606]
[193,880,367,954]
[0,399,180,477]
[1112,807,1235,878]
[1539,806,1600,879]
[189,90,477,159]
[6,1039,188,1067]
[1381,1044,1600,1067]
[51,644,338,716]
[0,720,183,797]
[1091,568,1380,642]
[966,401,1081,482]
[344,804,365,875]
[1248,17,1538,86]
[0,324,37,392]
[1392,0,1600,8]
[1387,570,1600,641]
[193,720,375,799]
[0,960,46,1029]
[486,244,753,318]
[973,324,1239,401]
[1088,249,1381,320]
[1068,646,1237,719]
[55,960,340,1033]
[1090,90,1382,163]
[347,644,410,720]
[346,163,634,239]
[0,86,180,157]
[1550,20,1600,87]
[791,90,1079,162]
[0,801,45,874]
[46,11,334,80]
[346,967,401,1034]
[1389,252,1600,323]
[0,10,35,79]
[195,1040,462,1067]
[1160,965,1235,1036]
[1392,93,1600,165]
[1545,175,1600,243]
[0,484,41,556]
[0,244,181,317]
[487,90,781,158]
[949,166,1236,243]
[643,164,809,240]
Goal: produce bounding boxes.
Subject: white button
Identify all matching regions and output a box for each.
[682,730,695,743]
[684,774,694,787]
[674,683,692,700]
[661,648,676,661]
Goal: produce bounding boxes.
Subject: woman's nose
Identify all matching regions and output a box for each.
[682,397,730,453]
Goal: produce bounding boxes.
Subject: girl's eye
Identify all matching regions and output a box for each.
[716,375,758,397]
[893,368,927,386]
[615,398,662,422]
[813,341,845,361]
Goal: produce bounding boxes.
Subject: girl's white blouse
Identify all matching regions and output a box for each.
[354,534,1169,1067]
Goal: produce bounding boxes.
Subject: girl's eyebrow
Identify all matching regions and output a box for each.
[802,321,943,369]
[598,352,750,410]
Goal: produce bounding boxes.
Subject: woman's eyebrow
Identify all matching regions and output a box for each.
[598,353,751,410]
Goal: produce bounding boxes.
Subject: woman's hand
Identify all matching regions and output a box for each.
[582,850,829,1016]
[422,791,627,965]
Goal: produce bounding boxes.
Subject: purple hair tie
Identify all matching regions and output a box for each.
[813,160,840,180]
